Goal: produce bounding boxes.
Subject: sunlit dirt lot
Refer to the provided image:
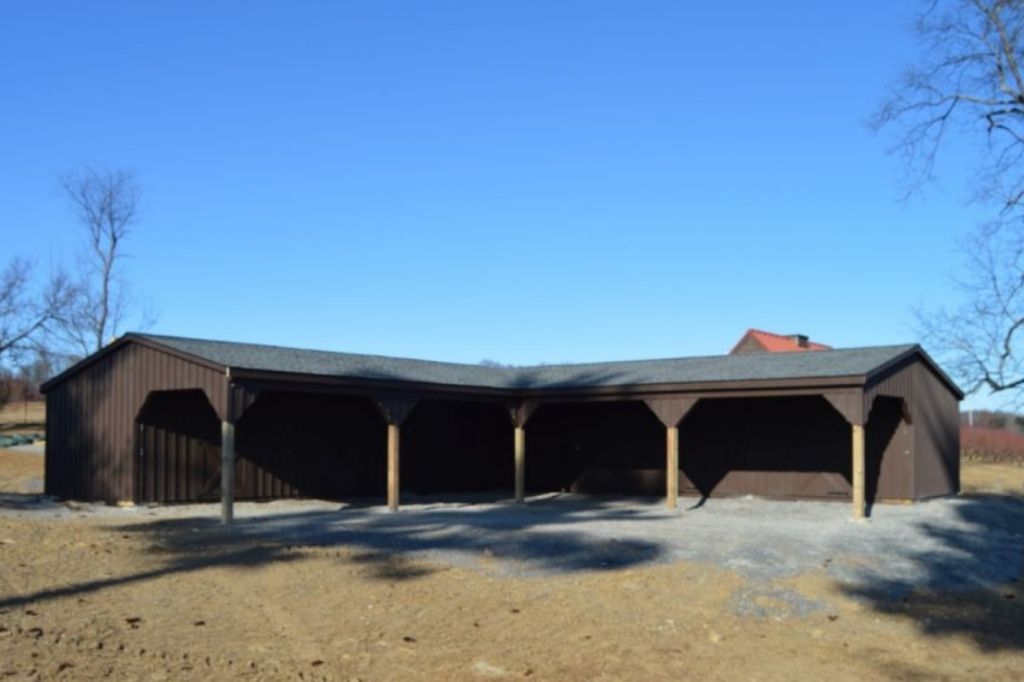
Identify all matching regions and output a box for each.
[0,450,1021,681]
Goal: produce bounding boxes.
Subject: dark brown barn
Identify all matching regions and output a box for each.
[41,333,962,522]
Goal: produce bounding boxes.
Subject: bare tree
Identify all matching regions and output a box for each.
[877,1,1024,401]
[58,167,143,354]
[918,224,1024,399]
[0,258,76,367]
[874,0,1024,211]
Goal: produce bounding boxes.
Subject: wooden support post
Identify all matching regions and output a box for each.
[387,423,400,512]
[373,397,416,513]
[507,401,537,504]
[852,423,866,520]
[666,425,679,510]
[644,398,695,511]
[514,425,526,503]
[220,420,235,525]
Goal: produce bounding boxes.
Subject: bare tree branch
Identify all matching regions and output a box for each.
[875,1,1024,211]
[0,259,77,367]
[881,2,1024,402]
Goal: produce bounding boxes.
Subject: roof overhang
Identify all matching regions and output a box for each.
[41,333,964,403]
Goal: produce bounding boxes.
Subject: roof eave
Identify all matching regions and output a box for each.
[227,366,868,399]
[863,345,965,400]
[41,333,229,393]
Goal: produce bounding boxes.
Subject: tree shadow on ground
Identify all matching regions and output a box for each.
[0,493,669,610]
[0,493,59,510]
[841,493,1024,651]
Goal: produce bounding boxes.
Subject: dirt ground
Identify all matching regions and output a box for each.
[0,450,44,494]
[0,453,1021,681]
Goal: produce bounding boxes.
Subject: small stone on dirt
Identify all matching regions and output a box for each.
[473,660,510,677]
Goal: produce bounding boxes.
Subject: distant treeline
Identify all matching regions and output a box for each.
[960,410,1024,432]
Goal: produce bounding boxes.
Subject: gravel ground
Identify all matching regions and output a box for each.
[6,443,44,455]
[6,490,1022,606]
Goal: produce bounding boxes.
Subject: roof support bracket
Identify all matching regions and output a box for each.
[823,391,866,426]
[644,396,699,428]
[228,384,261,422]
[374,396,417,426]
[507,400,539,428]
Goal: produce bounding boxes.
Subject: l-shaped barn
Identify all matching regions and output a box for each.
[41,333,962,522]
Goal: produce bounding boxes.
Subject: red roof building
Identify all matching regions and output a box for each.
[730,328,831,354]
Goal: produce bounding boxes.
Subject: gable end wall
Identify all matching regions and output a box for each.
[45,342,227,502]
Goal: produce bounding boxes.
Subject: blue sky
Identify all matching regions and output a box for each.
[0,2,995,404]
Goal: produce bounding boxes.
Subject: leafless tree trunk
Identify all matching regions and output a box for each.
[59,167,142,355]
[877,1,1024,401]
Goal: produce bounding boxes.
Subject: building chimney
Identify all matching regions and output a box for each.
[789,334,809,348]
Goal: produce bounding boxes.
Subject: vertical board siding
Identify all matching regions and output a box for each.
[864,359,916,500]
[50,348,321,504]
[867,357,959,499]
[45,342,228,502]
[135,390,220,503]
[913,362,961,498]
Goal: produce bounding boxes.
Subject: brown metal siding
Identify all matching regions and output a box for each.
[864,358,916,500]
[866,396,914,500]
[912,362,961,498]
[45,342,228,502]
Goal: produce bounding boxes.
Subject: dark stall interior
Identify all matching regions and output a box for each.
[522,395,891,501]
[235,391,386,500]
[526,401,664,495]
[134,388,908,504]
[401,400,512,495]
[678,396,853,500]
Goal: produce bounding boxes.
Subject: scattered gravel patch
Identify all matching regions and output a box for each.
[4,491,1022,600]
[729,584,825,620]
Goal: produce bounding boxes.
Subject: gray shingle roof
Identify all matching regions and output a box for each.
[137,333,923,391]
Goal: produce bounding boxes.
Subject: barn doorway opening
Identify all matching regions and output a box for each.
[400,399,511,497]
[235,391,386,500]
[678,395,851,500]
[525,401,664,496]
[134,389,221,503]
